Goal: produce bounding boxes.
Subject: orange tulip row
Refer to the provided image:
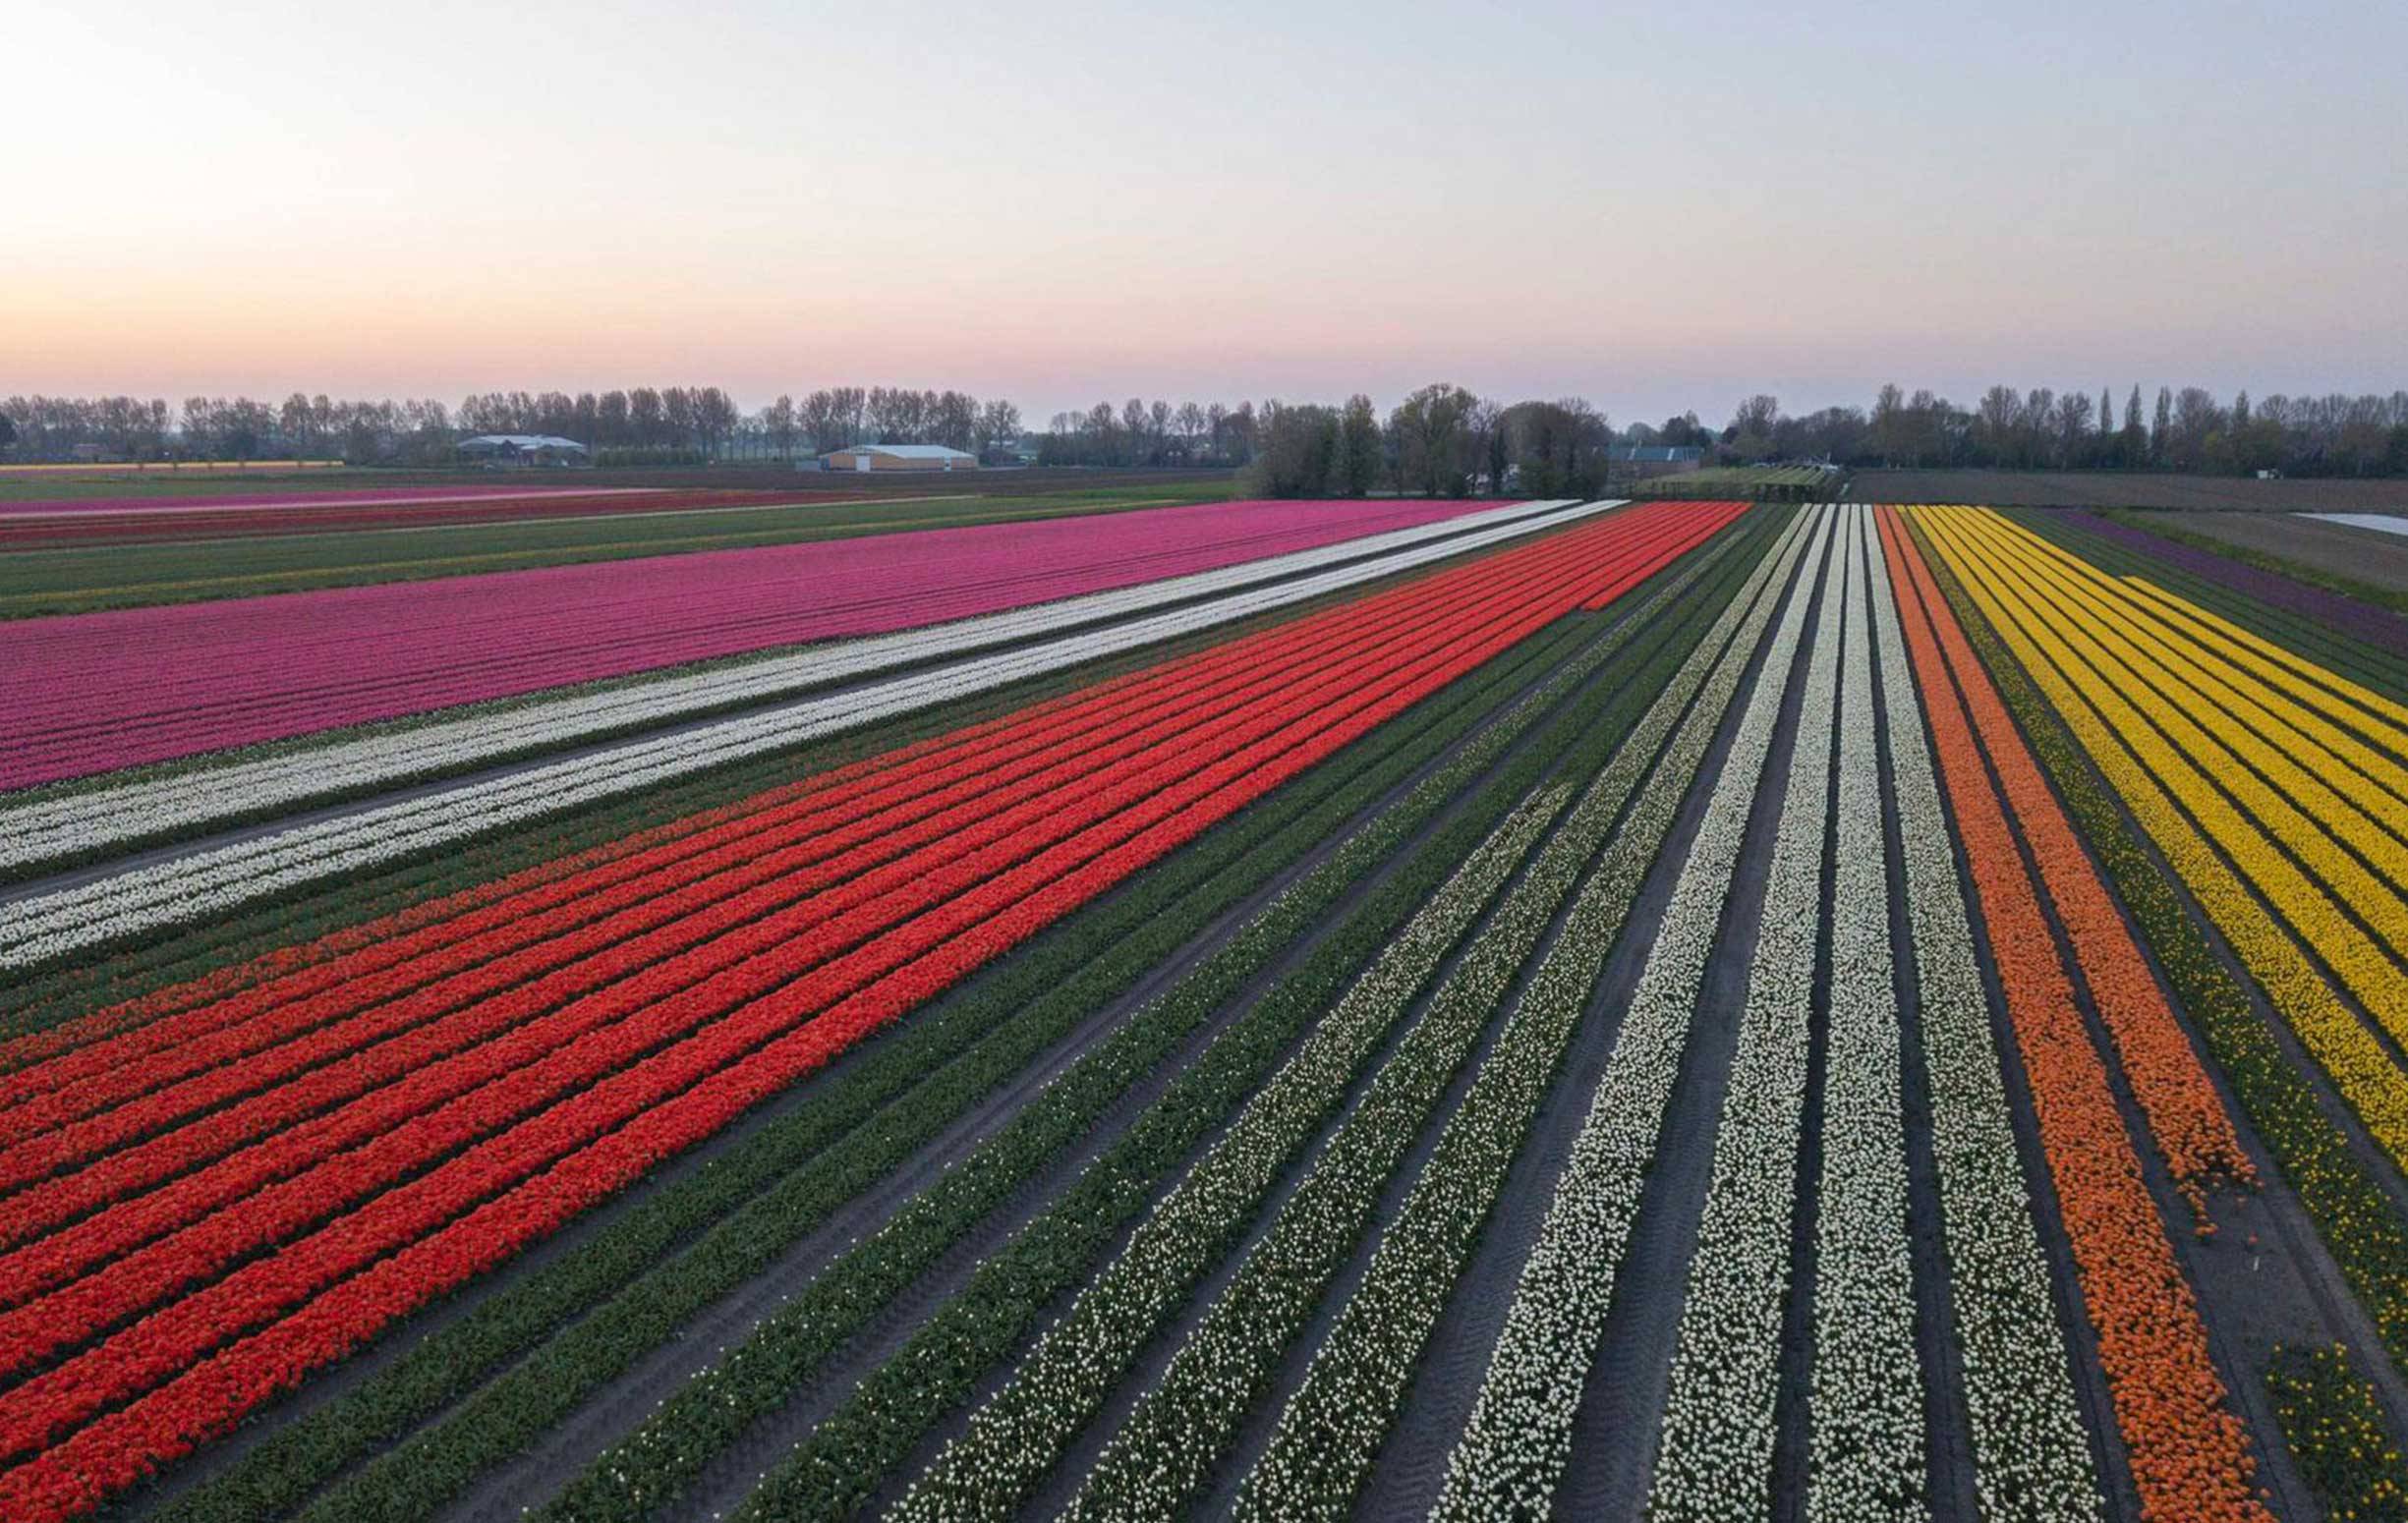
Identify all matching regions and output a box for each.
[1878,508,2268,1523]
[1881,512,2252,1213]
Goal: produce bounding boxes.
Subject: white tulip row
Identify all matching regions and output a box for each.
[1056,515,1802,1523]
[1807,507,1924,1520]
[1428,508,1831,1521]
[1643,508,1847,1522]
[887,787,1573,1523]
[0,498,1589,875]
[1227,504,1812,1521]
[0,500,1613,971]
[1863,515,2103,1519]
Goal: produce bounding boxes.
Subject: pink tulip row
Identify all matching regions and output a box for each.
[0,498,1499,789]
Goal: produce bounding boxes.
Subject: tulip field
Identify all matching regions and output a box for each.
[6,489,2408,1523]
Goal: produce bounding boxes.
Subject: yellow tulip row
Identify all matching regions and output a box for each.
[2028,553,2408,857]
[2006,530,2408,851]
[1962,525,2408,963]
[2116,572,2408,743]
[1911,506,2408,1177]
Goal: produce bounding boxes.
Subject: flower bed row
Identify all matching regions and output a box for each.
[900,782,1575,1523]
[1863,508,2101,1521]
[1930,514,2408,1055]
[1648,506,1849,1521]
[2029,511,2408,725]
[0,494,1516,787]
[536,522,1762,1523]
[841,521,1757,1523]
[1806,507,1924,1520]
[1431,508,1829,1519]
[2263,1342,2408,1521]
[0,499,1586,874]
[1878,517,2252,1214]
[0,585,1341,1043]
[2106,569,2408,761]
[1885,509,2269,1522]
[163,513,1746,1523]
[1914,516,2408,1424]
[1973,528,2408,984]
[0,571,1559,1346]
[1,546,1509,1093]
[1,601,1324,1039]
[1218,507,1808,1523]
[2062,509,2408,664]
[1,499,1627,968]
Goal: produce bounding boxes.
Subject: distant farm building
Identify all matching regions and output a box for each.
[819,443,980,473]
[1608,443,1705,480]
[458,434,592,469]
[1608,444,1705,467]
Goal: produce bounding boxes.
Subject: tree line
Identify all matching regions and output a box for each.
[6,378,2403,480]
[0,386,1026,468]
[1715,384,2408,478]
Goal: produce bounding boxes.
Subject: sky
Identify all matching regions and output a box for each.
[4,0,2403,427]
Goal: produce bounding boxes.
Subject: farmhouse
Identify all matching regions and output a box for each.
[458,434,591,468]
[820,443,980,473]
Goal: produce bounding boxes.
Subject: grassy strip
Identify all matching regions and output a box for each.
[0,489,1231,616]
[159,514,1761,1523]
[131,572,1609,1523]
[2264,1343,2408,1522]
[1916,522,2408,1385]
[536,524,1763,1523]
[2023,511,2408,711]
[0,555,1482,1032]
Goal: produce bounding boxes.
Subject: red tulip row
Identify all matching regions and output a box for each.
[0,516,1694,1286]
[0,504,1742,1514]
[0,512,1653,1198]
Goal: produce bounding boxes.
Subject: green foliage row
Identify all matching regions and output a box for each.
[1633,464,1840,502]
[2264,1343,2408,1522]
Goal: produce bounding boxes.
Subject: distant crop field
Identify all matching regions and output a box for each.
[1856,468,2408,511]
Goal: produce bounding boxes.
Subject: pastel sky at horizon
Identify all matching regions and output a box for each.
[4,0,2402,427]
